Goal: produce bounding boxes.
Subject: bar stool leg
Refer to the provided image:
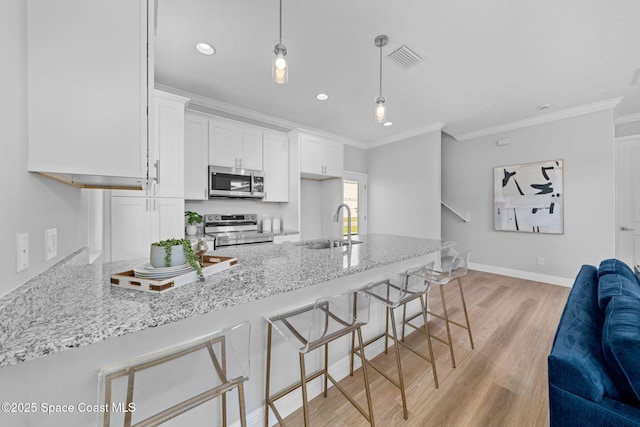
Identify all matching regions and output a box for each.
[439,285,456,368]
[388,309,408,420]
[401,303,407,342]
[238,381,247,427]
[299,353,311,427]
[221,337,228,427]
[356,327,375,426]
[384,307,390,354]
[457,278,475,349]
[350,331,355,376]
[264,324,273,427]
[419,295,439,388]
[324,342,329,398]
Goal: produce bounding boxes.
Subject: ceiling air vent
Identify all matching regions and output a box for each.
[387,45,422,69]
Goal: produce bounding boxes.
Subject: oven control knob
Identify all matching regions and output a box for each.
[249,214,256,220]
[215,215,221,221]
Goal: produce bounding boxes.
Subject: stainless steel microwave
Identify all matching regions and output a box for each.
[209,166,265,199]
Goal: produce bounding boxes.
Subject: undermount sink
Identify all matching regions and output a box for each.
[299,239,364,250]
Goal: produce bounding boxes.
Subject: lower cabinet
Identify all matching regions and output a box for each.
[111,196,185,261]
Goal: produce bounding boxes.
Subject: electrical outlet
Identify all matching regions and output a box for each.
[45,228,57,261]
[537,257,545,266]
[16,233,29,272]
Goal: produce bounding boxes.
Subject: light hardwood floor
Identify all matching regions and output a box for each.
[281,270,571,426]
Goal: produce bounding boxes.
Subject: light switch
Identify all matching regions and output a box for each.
[45,228,57,261]
[16,233,29,272]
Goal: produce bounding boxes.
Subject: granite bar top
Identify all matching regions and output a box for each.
[0,234,450,367]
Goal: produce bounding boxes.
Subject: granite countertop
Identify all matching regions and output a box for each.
[0,234,450,367]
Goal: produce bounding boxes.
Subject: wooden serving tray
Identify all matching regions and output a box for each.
[110,255,237,293]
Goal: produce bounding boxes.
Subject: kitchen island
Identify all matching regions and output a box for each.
[0,234,450,426]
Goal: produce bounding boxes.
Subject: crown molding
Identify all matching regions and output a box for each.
[365,121,447,149]
[155,84,366,148]
[615,112,640,124]
[453,97,624,141]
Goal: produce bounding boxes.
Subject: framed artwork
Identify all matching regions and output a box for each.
[494,159,563,234]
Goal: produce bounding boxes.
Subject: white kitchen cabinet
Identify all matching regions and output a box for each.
[113,90,189,197]
[27,0,150,189]
[274,234,301,244]
[208,118,263,171]
[111,197,185,261]
[149,90,190,198]
[299,133,344,178]
[184,111,210,200]
[263,131,289,202]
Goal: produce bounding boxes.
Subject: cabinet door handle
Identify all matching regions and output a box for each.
[145,198,149,212]
[154,199,158,211]
[154,160,160,184]
[205,188,208,199]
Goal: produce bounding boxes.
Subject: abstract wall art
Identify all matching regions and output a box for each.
[494,159,563,234]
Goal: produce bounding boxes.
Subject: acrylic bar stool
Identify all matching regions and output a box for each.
[404,249,474,368]
[264,290,374,426]
[352,275,440,420]
[99,321,251,427]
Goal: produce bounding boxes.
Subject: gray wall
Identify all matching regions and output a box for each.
[368,131,441,239]
[1,0,86,297]
[616,121,640,138]
[442,110,616,282]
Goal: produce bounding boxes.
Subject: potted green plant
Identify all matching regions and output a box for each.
[185,211,203,236]
[150,238,203,278]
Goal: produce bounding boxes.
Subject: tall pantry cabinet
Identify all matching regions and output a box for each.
[110,91,190,261]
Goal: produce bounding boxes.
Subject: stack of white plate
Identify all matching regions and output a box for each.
[133,263,193,280]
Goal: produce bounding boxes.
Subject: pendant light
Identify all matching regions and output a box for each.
[273,0,288,84]
[374,35,388,123]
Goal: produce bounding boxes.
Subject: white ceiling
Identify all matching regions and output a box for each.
[155,0,640,146]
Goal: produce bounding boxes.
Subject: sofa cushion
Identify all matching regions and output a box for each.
[602,296,640,405]
[549,265,620,402]
[598,273,640,312]
[599,259,639,283]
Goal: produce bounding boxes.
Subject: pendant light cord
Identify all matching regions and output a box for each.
[279,0,283,44]
[379,43,383,97]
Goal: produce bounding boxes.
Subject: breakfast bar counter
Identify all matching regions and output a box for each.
[0,233,450,426]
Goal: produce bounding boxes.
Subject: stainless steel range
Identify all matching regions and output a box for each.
[204,213,273,247]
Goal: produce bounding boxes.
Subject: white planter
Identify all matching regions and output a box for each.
[186,225,197,236]
[150,244,186,268]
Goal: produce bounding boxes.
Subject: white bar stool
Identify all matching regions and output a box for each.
[99,321,251,427]
[264,290,374,426]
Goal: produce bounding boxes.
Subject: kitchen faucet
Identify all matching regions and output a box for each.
[333,204,352,246]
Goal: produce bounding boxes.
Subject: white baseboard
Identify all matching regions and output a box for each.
[239,339,388,427]
[469,262,573,287]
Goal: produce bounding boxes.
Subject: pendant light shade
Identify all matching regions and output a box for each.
[273,0,288,84]
[374,35,388,123]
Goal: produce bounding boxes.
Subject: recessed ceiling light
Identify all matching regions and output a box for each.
[383,121,393,127]
[196,42,215,55]
[537,104,552,110]
[316,93,329,101]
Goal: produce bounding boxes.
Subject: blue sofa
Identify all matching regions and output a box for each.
[549,259,640,426]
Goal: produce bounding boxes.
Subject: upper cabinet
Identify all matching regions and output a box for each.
[27,0,151,189]
[184,111,210,200]
[209,118,263,171]
[149,90,190,198]
[298,133,344,179]
[263,131,290,202]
